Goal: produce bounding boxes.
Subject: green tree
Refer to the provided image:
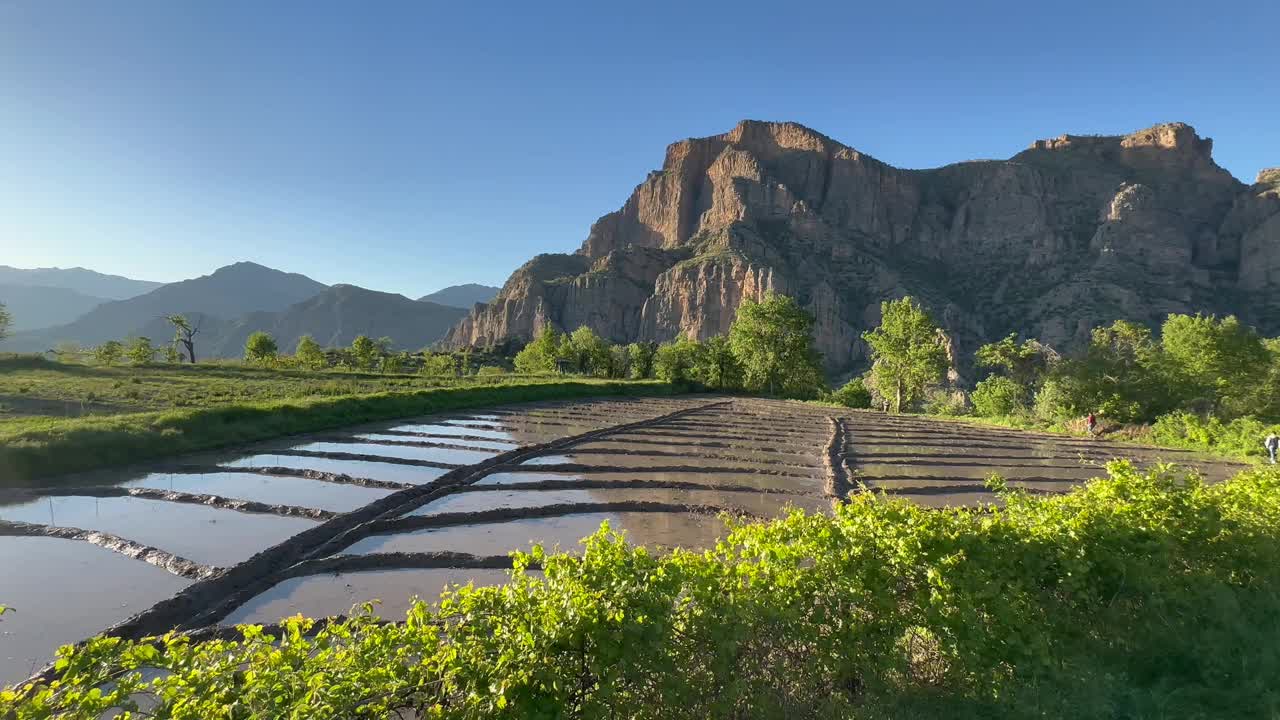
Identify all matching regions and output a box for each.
[1160,313,1268,416]
[567,326,611,376]
[420,353,457,376]
[653,337,699,383]
[351,335,379,370]
[0,302,10,341]
[514,327,567,374]
[244,331,279,365]
[457,347,474,376]
[92,340,124,367]
[295,335,326,369]
[861,296,948,412]
[162,344,181,364]
[691,335,742,391]
[608,344,631,379]
[164,314,200,363]
[627,342,656,379]
[728,294,825,398]
[126,337,157,366]
[381,351,410,374]
[971,376,1026,417]
[1064,320,1168,422]
[831,377,872,408]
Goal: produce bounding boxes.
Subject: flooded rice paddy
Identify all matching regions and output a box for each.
[0,396,1245,684]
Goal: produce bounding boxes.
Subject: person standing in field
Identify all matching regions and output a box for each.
[1085,412,1097,436]
[1265,432,1279,464]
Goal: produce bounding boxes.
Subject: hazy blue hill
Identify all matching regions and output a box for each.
[417,283,499,309]
[0,265,162,300]
[212,284,467,356]
[3,262,328,351]
[0,284,111,331]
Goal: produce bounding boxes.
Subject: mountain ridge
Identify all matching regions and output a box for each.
[443,120,1280,374]
[0,265,162,300]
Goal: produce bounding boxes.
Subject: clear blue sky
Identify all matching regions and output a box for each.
[2,1,1276,297]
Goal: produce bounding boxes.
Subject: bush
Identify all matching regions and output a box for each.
[922,386,968,416]
[9,463,1280,718]
[1151,411,1277,458]
[971,376,1026,417]
[831,378,871,408]
[475,365,507,376]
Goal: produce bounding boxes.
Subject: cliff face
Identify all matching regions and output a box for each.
[443,121,1280,373]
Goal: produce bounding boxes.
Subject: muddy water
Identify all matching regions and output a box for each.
[288,441,498,466]
[407,488,828,517]
[389,423,521,441]
[521,452,822,475]
[355,433,518,451]
[341,512,728,557]
[218,568,519,626]
[222,454,449,485]
[121,472,395,513]
[0,495,319,567]
[476,470,825,493]
[0,536,192,684]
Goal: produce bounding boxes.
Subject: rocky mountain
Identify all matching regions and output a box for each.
[0,284,110,331]
[4,262,329,351]
[0,265,162,300]
[205,284,467,356]
[444,121,1280,376]
[418,283,500,309]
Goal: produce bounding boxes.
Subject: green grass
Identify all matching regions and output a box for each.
[0,356,679,485]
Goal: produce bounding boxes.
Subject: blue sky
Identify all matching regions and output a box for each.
[2,1,1276,297]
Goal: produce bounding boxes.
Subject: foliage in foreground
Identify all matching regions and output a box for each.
[6,462,1279,718]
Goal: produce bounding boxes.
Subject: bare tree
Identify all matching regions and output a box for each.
[164,314,201,363]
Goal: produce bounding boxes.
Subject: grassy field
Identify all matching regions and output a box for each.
[0,356,678,485]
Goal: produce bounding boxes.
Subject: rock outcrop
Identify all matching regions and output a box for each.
[444,121,1277,374]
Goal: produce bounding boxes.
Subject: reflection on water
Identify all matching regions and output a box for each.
[222,455,448,485]
[219,568,518,626]
[340,511,727,557]
[121,471,394,513]
[0,536,192,685]
[409,488,827,518]
[389,423,519,441]
[0,495,319,567]
[355,433,517,451]
[289,441,498,466]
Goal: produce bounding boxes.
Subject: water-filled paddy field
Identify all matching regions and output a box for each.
[0,396,1244,685]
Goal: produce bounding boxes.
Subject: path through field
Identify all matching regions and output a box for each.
[0,396,1244,684]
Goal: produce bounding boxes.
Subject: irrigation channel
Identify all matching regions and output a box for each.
[0,396,1245,684]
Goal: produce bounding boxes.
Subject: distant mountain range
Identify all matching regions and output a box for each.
[418,283,499,309]
[0,265,163,300]
[0,262,473,357]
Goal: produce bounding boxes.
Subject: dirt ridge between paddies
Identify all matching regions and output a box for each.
[0,380,680,486]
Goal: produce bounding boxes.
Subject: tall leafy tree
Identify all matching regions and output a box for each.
[567,326,611,376]
[0,302,11,341]
[164,314,200,363]
[1160,313,1268,416]
[627,342,656,379]
[862,296,947,413]
[244,331,279,365]
[294,335,326,369]
[92,340,124,367]
[126,337,157,366]
[514,327,567,374]
[653,337,699,384]
[692,335,742,391]
[351,335,379,370]
[727,294,824,398]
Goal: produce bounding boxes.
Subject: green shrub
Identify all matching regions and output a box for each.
[831,378,871,408]
[971,376,1025,417]
[1151,411,1278,458]
[922,387,968,416]
[1032,376,1075,421]
[8,462,1280,718]
[475,365,507,376]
